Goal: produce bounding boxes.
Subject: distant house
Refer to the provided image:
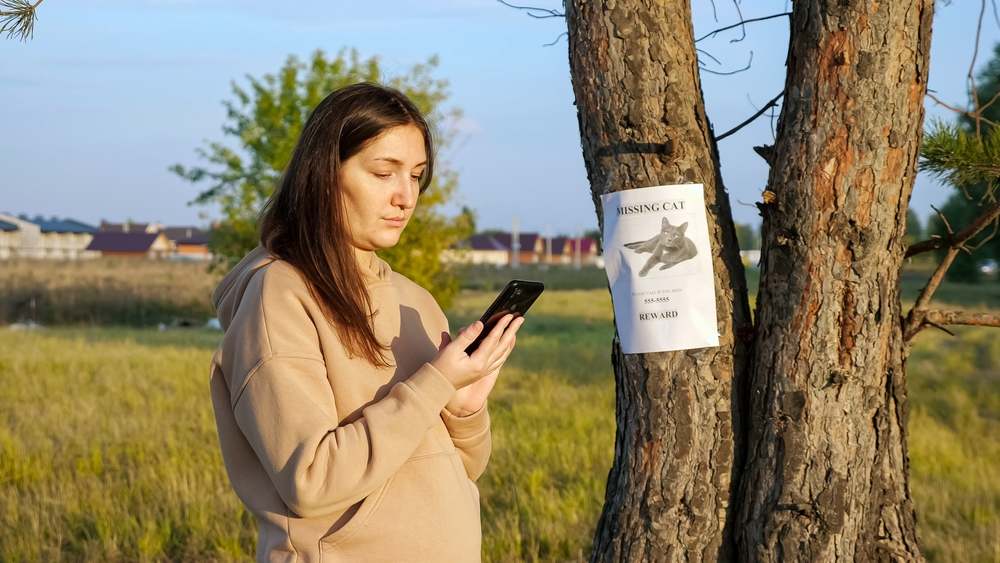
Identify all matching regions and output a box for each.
[544,235,600,266]
[443,233,510,265]
[443,232,544,266]
[444,231,601,267]
[0,213,97,260]
[489,232,544,265]
[84,231,172,259]
[162,226,211,260]
[0,217,22,260]
[99,220,163,234]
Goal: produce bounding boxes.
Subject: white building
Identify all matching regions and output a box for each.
[0,213,98,260]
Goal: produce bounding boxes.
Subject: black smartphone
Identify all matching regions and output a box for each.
[464,279,545,355]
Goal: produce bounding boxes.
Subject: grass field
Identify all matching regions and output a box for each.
[0,282,997,561]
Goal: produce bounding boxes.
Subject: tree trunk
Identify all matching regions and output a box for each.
[564,1,753,560]
[735,1,934,561]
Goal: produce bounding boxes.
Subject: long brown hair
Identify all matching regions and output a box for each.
[258,81,435,368]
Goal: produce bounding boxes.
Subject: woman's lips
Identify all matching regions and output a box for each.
[384,217,405,227]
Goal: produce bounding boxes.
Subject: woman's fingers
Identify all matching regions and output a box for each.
[490,335,517,371]
[486,317,522,365]
[471,313,514,363]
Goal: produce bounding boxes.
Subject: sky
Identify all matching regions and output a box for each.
[2,0,998,238]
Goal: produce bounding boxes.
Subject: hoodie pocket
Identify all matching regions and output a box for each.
[315,471,397,552]
[319,451,481,561]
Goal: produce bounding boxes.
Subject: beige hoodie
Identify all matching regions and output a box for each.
[208,244,491,562]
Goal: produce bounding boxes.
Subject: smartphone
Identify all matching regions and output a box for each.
[464,279,545,355]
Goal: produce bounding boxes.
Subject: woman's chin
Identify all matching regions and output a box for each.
[374,232,403,248]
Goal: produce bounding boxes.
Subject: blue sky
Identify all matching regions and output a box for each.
[2,0,997,237]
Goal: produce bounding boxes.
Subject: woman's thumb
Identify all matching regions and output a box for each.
[438,330,453,351]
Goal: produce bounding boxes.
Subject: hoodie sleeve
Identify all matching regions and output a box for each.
[436,312,493,482]
[440,401,492,481]
[225,265,458,519]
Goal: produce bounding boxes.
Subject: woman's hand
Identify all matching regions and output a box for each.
[436,315,525,416]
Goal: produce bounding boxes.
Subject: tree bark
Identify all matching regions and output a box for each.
[735,2,934,561]
[564,1,753,560]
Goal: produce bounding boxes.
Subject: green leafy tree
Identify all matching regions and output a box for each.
[171,48,474,308]
[905,207,924,246]
[734,222,760,250]
[920,42,1000,282]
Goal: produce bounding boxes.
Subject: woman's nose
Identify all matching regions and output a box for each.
[392,177,417,209]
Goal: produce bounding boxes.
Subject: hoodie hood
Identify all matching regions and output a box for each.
[211,244,393,332]
[211,245,278,332]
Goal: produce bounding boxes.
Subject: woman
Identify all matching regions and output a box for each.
[208,82,523,562]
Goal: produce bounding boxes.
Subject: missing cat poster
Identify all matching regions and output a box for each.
[600,183,720,354]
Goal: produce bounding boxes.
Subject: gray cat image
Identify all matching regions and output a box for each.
[623,216,698,276]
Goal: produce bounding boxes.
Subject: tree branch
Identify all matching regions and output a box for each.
[968,0,987,138]
[905,200,1000,258]
[924,309,1000,329]
[926,91,1000,128]
[496,0,565,18]
[715,91,783,141]
[542,31,568,47]
[700,50,754,76]
[903,200,1000,341]
[695,12,791,43]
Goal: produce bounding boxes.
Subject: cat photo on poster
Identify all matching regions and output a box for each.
[601,183,720,354]
[624,216,699,277]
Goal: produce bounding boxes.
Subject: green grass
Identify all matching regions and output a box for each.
[0,289,997,561]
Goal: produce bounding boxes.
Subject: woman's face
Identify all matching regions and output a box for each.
[338,123,427,251]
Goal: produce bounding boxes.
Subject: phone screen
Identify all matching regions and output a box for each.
[464,280,544,355]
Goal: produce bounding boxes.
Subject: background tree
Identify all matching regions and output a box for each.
[905,208,925,247]
[921,42,1000,282]
[734,1,934,558]
[735,222,761,251]
[171,48,474,309]
[565,1,754,559]
[560,0,995,558]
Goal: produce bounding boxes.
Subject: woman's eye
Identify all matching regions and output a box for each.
[373,172,391,179]
[411,174,422,181]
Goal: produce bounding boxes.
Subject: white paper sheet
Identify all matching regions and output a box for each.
[600,183,720,353]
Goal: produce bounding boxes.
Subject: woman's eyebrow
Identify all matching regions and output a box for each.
[372,157,427,167]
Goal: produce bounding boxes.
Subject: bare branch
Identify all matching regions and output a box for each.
[496,0,565,19]
[695,12,791,43]
[904,235,946,258]
[700,49,754,76]
[697,48,723,66]
[715,91,783,141]
[909,309,1000,341]
[542,31,567,47]
[925,319,957,336]
[925,309,1000,329]
[978,88,1000,115]
[932,204,954,235]
[728,0,747,43]
[905,201,1000,258]
[903,201,1000,341]
[925,91,1000,128]
[969,0,987,138]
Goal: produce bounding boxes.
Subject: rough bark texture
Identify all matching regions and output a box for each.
[735,1,934,561]
[564,1,753,560]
